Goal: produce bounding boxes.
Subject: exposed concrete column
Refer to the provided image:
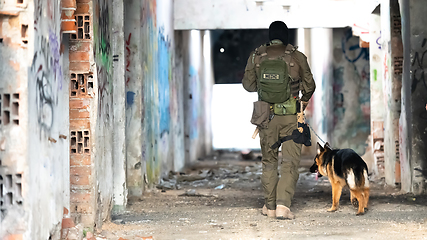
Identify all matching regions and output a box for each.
[309,28,333,146]
[369,6,385,177]
[382,0,403,186]
[111,0,127,209]
[297,28,316,155]
[389,0,403,184]
[124,0,143,197]
[399,0,427,194]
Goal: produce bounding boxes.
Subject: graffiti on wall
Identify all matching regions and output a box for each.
[332,29,370,154]
[94,0,112,119]
[31,0,62,137]
[125,33,132,87]
[189,66,201,140]
[411,38,427,93]
[342,29,369,63]
[142,0,174,184]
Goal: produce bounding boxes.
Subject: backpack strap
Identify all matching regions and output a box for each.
[287,46,301,99]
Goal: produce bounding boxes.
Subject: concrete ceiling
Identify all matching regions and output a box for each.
[174,0,380,30]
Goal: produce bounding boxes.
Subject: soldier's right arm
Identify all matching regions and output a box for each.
[242,51,258,92]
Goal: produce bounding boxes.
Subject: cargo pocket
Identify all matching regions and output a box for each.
[250,101,270,129]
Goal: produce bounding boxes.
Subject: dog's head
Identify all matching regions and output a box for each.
[310,142,332,177]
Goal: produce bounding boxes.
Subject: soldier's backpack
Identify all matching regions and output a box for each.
[256,47,293,104]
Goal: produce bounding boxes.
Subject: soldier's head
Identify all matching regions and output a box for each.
[269,21,289,45]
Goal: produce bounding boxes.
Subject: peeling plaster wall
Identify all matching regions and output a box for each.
[92,0,117,219]
[331,28,370,154]
[0,0,69,239]
[0,2,31,238]
[137,0,212,188]
[28,0,70,238]
[141,0,187,187]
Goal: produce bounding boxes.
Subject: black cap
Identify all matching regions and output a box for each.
[269,21,289,45]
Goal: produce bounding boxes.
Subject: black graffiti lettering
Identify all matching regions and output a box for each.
[411,38,427,93]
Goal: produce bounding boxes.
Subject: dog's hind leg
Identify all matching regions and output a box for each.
[350,189,365,215]
[363,188,370,209]
[328,182,342,212]
[350,191,358,208]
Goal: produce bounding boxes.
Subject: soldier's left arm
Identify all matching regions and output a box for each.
[296,52,316,102]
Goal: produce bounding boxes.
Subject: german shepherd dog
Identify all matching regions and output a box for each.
[310,142,370,215]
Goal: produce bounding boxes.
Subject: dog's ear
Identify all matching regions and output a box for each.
[316,142,324,155]
[324,142,332,150]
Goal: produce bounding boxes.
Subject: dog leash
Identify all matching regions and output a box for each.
[307,124,327,146]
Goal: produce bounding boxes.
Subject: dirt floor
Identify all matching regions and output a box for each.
[97,151,427,240]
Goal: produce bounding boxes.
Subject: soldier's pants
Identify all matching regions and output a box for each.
[259,114,302,210]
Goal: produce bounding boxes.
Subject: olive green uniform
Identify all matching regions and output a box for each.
[242,40,316,210]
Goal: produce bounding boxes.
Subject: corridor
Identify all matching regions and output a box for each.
[97,152,427,240]
[1,0,427,239]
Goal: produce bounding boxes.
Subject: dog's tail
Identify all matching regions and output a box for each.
[348,168,369,189]
[359,169,369,188]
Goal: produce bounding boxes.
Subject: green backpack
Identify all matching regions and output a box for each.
[257,56,291,104]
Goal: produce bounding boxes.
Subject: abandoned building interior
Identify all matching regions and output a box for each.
[0,0,427,239]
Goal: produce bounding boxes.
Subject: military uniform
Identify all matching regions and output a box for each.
[242,40,316,211]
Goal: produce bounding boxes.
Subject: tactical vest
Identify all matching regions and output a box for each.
[255,44,299,104]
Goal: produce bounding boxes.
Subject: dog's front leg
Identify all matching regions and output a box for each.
[328,181,342,212]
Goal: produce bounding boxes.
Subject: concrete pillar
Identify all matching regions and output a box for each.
[297,28,316,155]
[309,28,333,147]
[111,0,127,210]
[382,0,403,186]
[399,0,427,194]
[369,6,385,177]
[124,0,143,197]
[389,0,403,184]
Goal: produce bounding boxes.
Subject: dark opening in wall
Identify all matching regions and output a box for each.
[5,174,12,189]
[5,193,12,205]
[13,102,19,125]
[12,102,19,116]
[212,29,296,84]
[0,94,2,125]
[4,94,10,108]
[71,130,90,154]
[21,24,28,44]
[3,111,10,125]
[17,0,24,4]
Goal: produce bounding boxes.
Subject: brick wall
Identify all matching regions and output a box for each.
[69,0,95,227]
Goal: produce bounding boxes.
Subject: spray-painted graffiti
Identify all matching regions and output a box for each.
[189,66,200,140]
[158,27,171,135]
[94,0,112,119]
[342,29,369,63]
[376,31,382,50]
[332,29,370,154]
[142,0,175,184]
[125,33,132,86]
[411,38,427,93]
[31,30,62,136]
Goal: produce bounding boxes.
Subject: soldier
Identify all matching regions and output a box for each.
[242,21,316,219]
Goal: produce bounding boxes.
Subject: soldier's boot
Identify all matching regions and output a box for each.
[276,205,295,220]
[262,205,276,218]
